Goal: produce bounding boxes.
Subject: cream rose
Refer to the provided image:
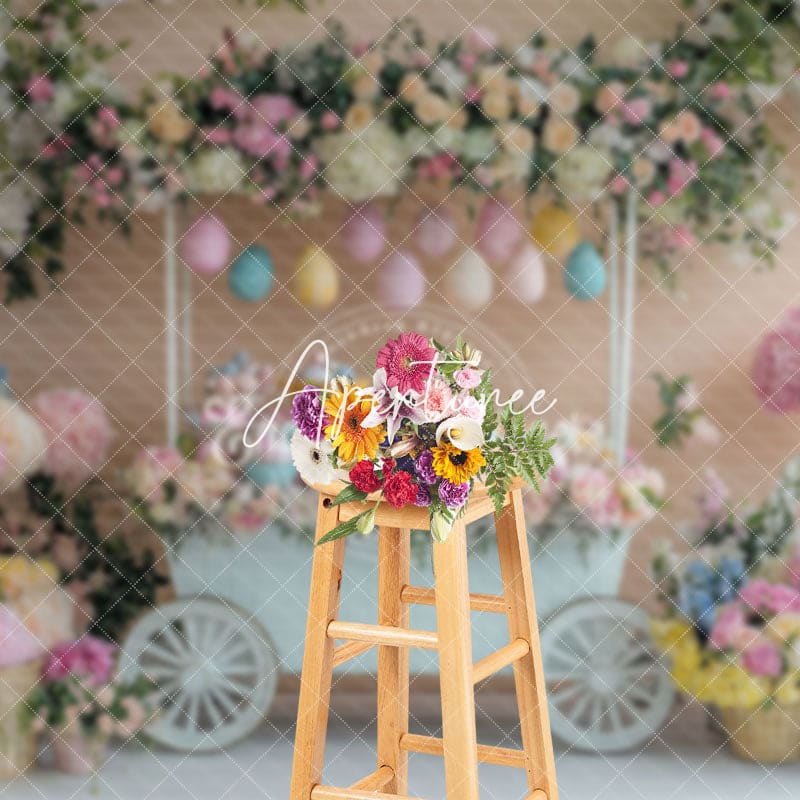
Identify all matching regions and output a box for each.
[595,81,626,115]
[414,92,452,127]
[344,102,373,131]
[548,83,581,116]
[500,123,534,154]
[481,90,512,121]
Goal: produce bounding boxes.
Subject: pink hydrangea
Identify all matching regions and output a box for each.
[740,579,800,615]
[709,603,747,650]
[752,306,800,414]
[45,636,117,687]
[31,389,114,487]
[741,640,783,678]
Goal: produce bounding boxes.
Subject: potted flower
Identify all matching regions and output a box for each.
[24,636,153,774]
[651,459,800,763]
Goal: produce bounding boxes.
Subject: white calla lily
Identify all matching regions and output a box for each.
[435,416,484,450]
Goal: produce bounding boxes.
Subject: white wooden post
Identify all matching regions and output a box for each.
[164,197,179,445]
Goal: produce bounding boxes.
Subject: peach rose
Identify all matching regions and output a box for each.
[147,100,194,145]
[344,102,373,130]
[632,157,656,186]
[414,92,452,126]
[542,118,579,153]
[398,73,425,102]
[500,123,534,154]
[548,83,581,116]
[595,81,626,115]
[675,110,702,144]
[351,74,379,100]
[481,90,512,121]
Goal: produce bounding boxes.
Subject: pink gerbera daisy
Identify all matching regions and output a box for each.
[376,333,436,395]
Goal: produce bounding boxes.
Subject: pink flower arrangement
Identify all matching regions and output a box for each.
[45,636,117,687]
[31,389,114,487]
[739,579,800,615]
[751,306,800,414]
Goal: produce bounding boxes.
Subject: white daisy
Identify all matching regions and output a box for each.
[290,429,337,486]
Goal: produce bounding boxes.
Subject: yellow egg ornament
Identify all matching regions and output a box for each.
[530,205,580,260]
[292,246,340,311]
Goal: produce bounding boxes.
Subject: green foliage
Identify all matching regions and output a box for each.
[651,373,706,447]
[26,475,169,643]
[482,407,555,515]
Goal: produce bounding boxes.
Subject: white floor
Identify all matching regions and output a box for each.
[3,704,799,800]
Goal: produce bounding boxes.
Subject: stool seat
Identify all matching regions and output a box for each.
[289,481,558,800]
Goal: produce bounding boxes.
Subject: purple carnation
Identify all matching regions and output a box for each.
[438,479,469,508]
[414,450,437,485]
[292,385,327,440]
[414,485,432,507]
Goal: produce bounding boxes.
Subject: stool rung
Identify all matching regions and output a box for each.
[399,733,526,768]
[400,585,509,614]
[472,638,530,684]
[350,765,394,791]
[332,639,374,668]
[311,787,424,800]
[327,620,438,650]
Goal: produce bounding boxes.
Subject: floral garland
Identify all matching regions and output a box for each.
[289,332,555,543]
[2,3,797,300]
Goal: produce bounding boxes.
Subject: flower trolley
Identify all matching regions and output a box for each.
[119,492,673,754]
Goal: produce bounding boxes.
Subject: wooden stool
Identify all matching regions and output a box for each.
[289,480,558,800]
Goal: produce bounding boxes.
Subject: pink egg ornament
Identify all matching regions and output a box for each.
[414,207,457,258]
[475,199,523,265]
[341,203,387,264]
[179,214,231,276]
[507,243,547,304]
[752,306,800,414]
[377,250,427,312]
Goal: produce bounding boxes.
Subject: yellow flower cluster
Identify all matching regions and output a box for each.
[650,619,796,710]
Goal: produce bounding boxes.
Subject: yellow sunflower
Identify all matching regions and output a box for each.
[324,387,384,463]
[431,443,486,484]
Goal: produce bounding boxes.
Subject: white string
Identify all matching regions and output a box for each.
[617,189,638,464]
[607,199,621,465]
[164,197,179,446]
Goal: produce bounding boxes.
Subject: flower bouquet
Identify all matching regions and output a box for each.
[24,636,154,774]
[522,418,664,542]
[289,332,555,544]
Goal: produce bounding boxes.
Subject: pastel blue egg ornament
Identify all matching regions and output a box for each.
[246,460,296,488]
[564,242,606,300]
[229,245,274,302]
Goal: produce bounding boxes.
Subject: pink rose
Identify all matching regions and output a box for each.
[203,127,232,145]
[465,26,497,54]
[669,225,696,251]
[25,74,54,103]
[250,94,299,127]
[621,97,651,126]
[45,636,117,687]
[458,52,479,72]
[709,82,733,101]
[454,368,484,389]
[609,175,629,195]
[320,111,341,131]
[700,127,725,158]
[742,640,783,678]
[210,87,242,111]
[667,159,697,197]
[647,189,666,207]
[667,60,689,79]
[299,154,318,182]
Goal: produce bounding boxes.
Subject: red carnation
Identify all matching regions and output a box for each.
[383,470,417,509]
[380,458,396,476]
[349,460,382,493]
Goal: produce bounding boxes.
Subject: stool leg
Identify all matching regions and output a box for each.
[432,519,480,800]
[289,497,346,800]
[377,526,411,793]
[495,489,558,800]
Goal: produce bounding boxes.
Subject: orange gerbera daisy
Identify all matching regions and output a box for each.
[324,386,384,463]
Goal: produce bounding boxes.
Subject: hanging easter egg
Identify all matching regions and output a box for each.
[341,203,387,264]
[564,242,606,300]
[475,199,522,265]
[530,205,580,260]
[228,245,274,302]
[180,214,231,276]
[246,460,296,488]
[415,207,457,258]
[507,243,547,304]
[445,250,494,310]
[377,250,426,312]
[292,246,340,311]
